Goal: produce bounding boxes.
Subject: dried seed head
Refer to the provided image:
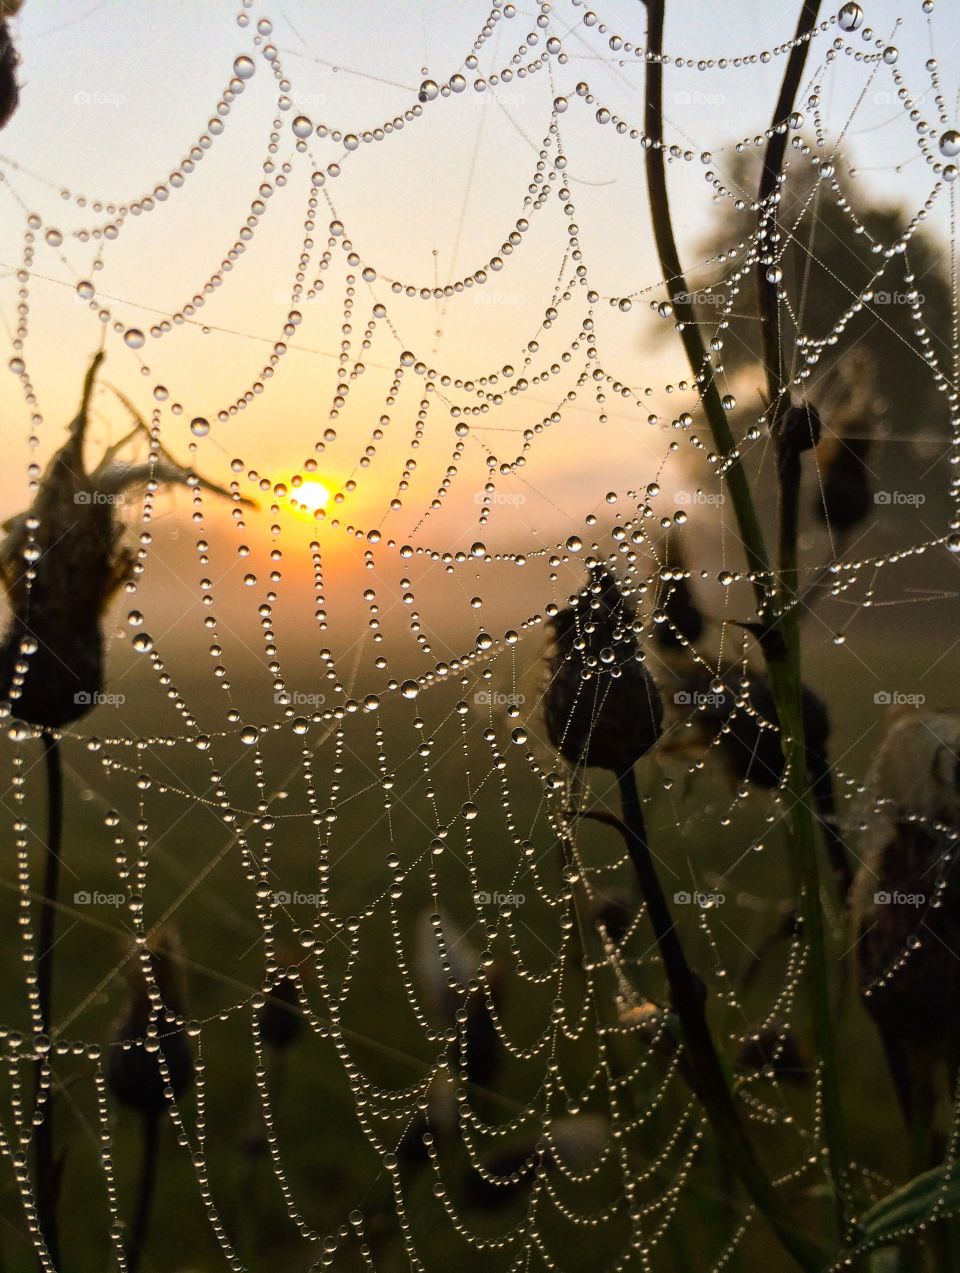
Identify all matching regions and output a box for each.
[777,400,823,454]
[258,973,304,1051]
[684,667,829,789]
[0,354,251,727]
[543,567,663,773]
[107,927,194,1118]
[852,713,960,1054]
[653,542,704,654]
[815,428,873,534]
[0,17,19,131]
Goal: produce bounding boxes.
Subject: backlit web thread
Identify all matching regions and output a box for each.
[0,2,958,1270]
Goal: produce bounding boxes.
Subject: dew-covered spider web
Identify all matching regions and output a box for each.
[1,1,960,1270]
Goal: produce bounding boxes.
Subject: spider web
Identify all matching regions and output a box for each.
[0,1,959,1270]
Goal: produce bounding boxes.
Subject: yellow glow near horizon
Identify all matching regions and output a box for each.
[290,480,332,516]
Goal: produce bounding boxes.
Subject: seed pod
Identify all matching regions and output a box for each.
[0,16,18,131]
[107,928,194,1118]
[685,667,829,789]
[815,429,873,535]
[777,400,822,454]
[543,566,663,773]
[852,713,960,1058]
[258,972,304,1051]
[0,354,252,727]
[653,543,704,654]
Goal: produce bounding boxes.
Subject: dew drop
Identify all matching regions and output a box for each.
[939,130,960,159]
[190,417,210,437]
[233,55,256,80]
[837,3,863,32]
[123,328,146,350]
[292,115,313,138]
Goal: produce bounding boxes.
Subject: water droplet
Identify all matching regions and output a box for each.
[190,417,210,437]
[939,130,960,158]
[76,280,94,300]
[127,610,144,627]
[400,680,419,699]
[241,725,259,745]
[418,79,439,102]
[233,55,256,80]
[45,228,63,247]
[292,115,313,138]
[124,328,145,350]
[837,3,863,33]
[132,633,153,653]
[766,265,783,284]
[566,535,583,553]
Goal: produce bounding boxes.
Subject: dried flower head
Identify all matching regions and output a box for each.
[543,566,663,773]
[258,972,304,1052]
[852,712,960,1057]
[0,9,19,131]
[107,927,195,1119]
[0,353,251,727]
[777,399,823,456]
[653,541,704,655]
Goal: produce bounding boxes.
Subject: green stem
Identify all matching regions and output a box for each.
[34,734,63,1269]
[617,769,826,1272]
[127,1114,160,1273]
[643,0,855,1239]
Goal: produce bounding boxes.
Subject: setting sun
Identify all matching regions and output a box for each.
[290,479,332,516]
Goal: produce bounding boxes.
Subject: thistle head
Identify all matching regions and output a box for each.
[107,927,195,1118]
[543,566,663,773]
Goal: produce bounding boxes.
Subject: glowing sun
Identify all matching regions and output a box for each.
[290,480,332,516]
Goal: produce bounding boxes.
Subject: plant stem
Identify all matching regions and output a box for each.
[755,0,857,1233]
[616,769,826,1272]
[34,734,63,1269]
[642,0,855,1236]
[127,1114,160,1273]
